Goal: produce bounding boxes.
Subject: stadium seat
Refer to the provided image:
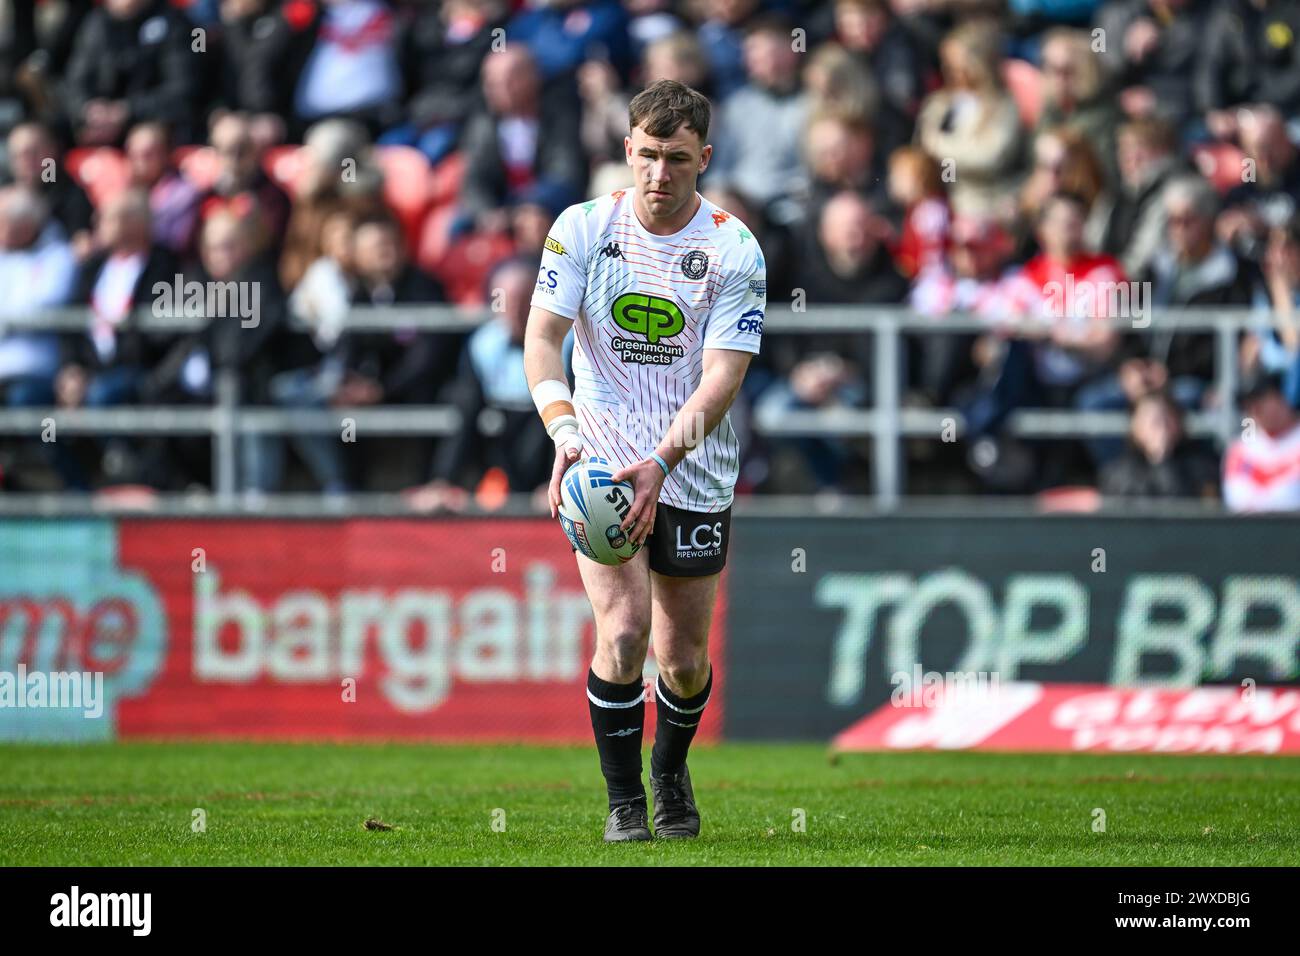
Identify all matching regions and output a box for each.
[64,147,130,208]
[433,230,515,305]
[375,145,432,251]
[415,204,457,275]
[175,145,221,190]
[1035,486,1102,513]
[1002,59,1043,129]
[428,152,465,209]
[1192,142,1250,194]
[263,144,306,196]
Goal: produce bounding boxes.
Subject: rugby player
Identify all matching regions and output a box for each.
[524,79,766,841]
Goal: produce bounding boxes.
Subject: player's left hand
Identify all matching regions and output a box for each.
[611,458,666,547]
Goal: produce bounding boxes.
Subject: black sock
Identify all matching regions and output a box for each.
[651,668,712,779]
[587,669,646,810]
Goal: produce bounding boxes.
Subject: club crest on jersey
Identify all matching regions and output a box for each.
[681,250,709,280]
[610,293,687,365]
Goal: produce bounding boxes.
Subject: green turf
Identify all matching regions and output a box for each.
[1,742,1298,865]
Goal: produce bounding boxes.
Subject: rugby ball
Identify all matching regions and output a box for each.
[558,457,641,566]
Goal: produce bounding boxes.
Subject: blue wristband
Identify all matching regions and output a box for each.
[651,453,671,477]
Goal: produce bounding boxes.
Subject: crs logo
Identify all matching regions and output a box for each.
[737,308,764,334]
[536,266,558,292]
[676,521,723,552]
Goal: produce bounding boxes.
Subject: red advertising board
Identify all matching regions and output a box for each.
[832,682,1300,755]
[2,518,725,742]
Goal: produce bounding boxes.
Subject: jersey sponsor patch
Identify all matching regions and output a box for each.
[544,235,566,256]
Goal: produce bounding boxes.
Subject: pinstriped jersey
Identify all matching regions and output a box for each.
[531,190,766,512]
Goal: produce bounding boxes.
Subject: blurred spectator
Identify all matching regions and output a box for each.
[292,0,406,136]
[966,192,1125,445]
[63,0,200,145]
[0,187,79,405]
[834,0,926,121]
[1223,371,1300,512]
[124,121,202,258]
[416,257,553,509]
[507,0,631,82]
[803,42,898,156]
[1197,0,1300,123]
[216,0,302,123]
[709,15,810,212]
[1096,0,1209,129]
[49,189,179,488]
[200,112,292,252]
[386,0,509,165]
[271,209,359,494]
[508,180,577,260]
[755,352,868,491]
[1015,127,1112,259]
[582,30,712,169]
[2,122,94,259]
[279,118,387,290]
[802,113,881,223]
[693,0,760,100]
[1246,211,1300,405]
[796,190,909,307]
[1035,27,1119,179]
[337,215,457,408]
[1218,104,1300,260]
[1099,389,1218,499]
[887,145,951,278]
[916,19,1024,218]
[1102,116,1185,276]
[1077,178,1244,460]
[910,212,1015,404]
[146,209,299,492]
[457,45,586,234]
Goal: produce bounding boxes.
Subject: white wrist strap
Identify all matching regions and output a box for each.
[532,379,584,456]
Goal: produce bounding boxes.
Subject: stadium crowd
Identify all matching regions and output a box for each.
[2,0,1300,511]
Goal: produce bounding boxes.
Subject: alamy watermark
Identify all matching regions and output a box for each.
[153,274,260,328]
[0,664,104,718]
[889,665,1002,708]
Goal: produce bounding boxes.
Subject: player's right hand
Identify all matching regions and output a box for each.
[547,443,583,519]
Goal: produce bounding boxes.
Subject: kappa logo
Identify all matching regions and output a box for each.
[599,242,623,259]
[711,210,730,227]
[605,727,638,737]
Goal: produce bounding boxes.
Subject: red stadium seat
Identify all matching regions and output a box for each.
[263,145,306,196]
[375,145,432,252]
[415,204,457,275]
[434,230,515,305]
[1036,486,1102,513]
[1192,142,1250,194]
[1002,59,1043,129]
[64,147,130,209]
[175,145,221,190]
[428,152,465,208]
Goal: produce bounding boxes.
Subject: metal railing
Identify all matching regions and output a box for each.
[0,304,1262,509]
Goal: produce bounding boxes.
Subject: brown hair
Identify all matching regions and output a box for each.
[889,146,945,199]
[628,79,711,142]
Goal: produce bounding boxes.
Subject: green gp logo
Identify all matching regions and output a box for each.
[611,293,685,344]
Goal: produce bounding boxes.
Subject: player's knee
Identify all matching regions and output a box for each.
[656,655,710,698]
[599,625,650,681]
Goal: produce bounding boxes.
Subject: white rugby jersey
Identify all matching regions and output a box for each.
[531,189,766,512]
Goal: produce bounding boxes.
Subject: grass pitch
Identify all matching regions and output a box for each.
[2,742,1298,866]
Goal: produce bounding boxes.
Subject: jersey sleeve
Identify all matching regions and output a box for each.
[703,242,766,354]
[530,205,588,320]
